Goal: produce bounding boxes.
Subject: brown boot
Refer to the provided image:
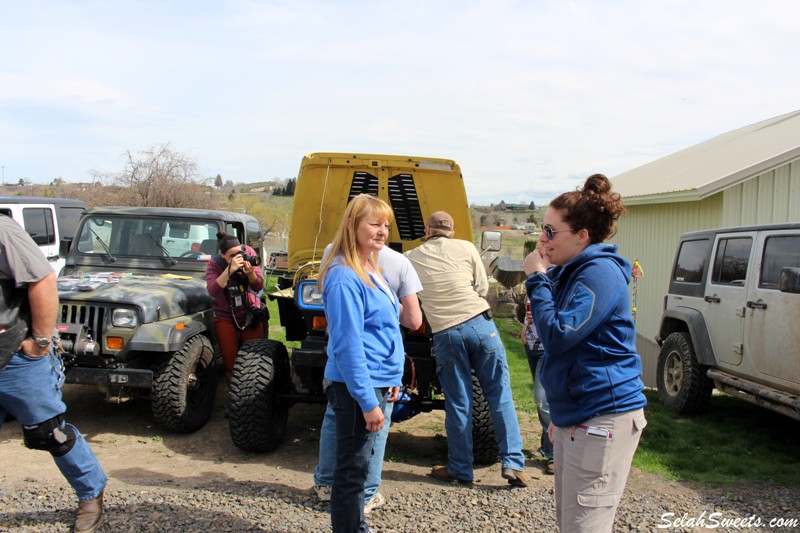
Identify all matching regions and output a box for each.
[74,490,104,533]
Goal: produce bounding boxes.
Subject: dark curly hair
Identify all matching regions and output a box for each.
[216,230,241,253]
[549,173,626,244]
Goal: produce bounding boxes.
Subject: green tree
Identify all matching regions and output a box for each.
[215,174,223,188]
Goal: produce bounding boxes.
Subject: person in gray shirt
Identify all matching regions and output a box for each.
[0,215,107,533]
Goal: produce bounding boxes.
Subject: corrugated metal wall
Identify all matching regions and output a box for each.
[612,158,799,387]
[722,160,800,225]
[612,197,723,387]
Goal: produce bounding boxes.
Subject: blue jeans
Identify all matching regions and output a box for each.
[525,346,553,461]
[434,313,525,481]
[326,381,387,533]
[0,351,107,501]
[314,400,393,503]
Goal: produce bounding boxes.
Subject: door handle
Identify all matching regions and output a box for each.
[704,294,721,303]
[746,300,767,309]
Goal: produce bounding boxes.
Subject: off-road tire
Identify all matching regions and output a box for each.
[472,373,500,464]
[657,331,713,414]
[228,339,291,452]
[152,335,217,433]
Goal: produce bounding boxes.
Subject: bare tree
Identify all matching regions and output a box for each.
[94,144,217,208]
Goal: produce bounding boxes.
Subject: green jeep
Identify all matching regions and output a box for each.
[57,206,264,433]
[228,153,501,462]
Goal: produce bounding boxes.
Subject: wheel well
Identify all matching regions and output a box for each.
[658,307,717,366]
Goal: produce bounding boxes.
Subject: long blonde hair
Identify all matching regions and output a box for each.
[318,194,394,291]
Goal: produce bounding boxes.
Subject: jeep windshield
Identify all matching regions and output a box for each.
[74,215,220,260]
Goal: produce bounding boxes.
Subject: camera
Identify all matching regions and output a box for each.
[236,246,261,266]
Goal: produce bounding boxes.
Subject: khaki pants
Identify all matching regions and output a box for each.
[552,409,647,533]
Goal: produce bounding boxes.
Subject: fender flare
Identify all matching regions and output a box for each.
[657,307,716,366]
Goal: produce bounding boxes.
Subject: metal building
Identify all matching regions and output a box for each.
[610,110,800,386]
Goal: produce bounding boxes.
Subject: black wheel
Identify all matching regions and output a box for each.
[228,339,291,452]
[471,373,500,464]
[152,335,217,433]
[657,331,713,414]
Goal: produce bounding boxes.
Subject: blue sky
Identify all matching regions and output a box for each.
[1,0,799,205]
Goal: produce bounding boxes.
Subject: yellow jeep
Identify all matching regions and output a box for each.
[228,152,499,462]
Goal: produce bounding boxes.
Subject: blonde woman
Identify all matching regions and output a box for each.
[318,194,403,533]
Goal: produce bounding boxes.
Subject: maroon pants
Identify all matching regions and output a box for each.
[214,317,264,375]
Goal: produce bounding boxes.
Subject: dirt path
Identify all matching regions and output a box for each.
[3,382,797,532]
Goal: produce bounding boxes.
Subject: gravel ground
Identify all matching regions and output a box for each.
[2,469,799,532]
[2,385,799,532]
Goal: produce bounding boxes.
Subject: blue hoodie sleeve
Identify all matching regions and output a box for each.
[323,271,379,413]
[526,260,622,356]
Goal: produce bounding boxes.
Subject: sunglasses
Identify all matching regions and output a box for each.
[541,223,573,240]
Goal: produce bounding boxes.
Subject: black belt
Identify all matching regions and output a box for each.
[473,308,493,321]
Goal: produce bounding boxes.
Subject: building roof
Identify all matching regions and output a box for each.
[611,110,800,205]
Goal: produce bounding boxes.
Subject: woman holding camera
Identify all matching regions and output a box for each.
[206,231,265,382]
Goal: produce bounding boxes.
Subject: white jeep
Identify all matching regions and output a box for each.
[656,223,800,420]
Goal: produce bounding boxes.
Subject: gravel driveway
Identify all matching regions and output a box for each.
[1,383,798,532]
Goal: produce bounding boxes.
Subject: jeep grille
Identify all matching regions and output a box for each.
[59,304,107,340]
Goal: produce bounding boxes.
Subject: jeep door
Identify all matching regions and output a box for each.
[704,233,756,367]
[17,204,62,273]
[744,230,800,391]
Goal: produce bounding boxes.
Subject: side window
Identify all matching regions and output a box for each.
[673,239,711,283]
[58,207,85,240]
[711,237,751,286]
[22,207,56,245]
[760,235,800,289]
[226,223,245,243]
[246,220,262,249]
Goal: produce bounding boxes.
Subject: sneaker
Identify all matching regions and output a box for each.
[501,467,528,488]
[314,485,332,502]
[364,491,385,514]
[429,465,473,486]
[546,461,555,475]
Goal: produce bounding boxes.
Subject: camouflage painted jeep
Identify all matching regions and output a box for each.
[57,206,264,433]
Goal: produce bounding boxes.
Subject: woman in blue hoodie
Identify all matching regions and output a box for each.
[318,194,404,533]
[523,174,647,533]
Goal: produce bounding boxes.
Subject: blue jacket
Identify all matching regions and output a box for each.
[525,243,646,427]
[322,260,404,412]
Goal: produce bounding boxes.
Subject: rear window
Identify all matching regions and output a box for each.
[711,237,751,286]
[672,239,711,283]
[22,207,56,246]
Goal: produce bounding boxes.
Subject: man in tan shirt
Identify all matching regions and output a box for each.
[405,211,527,487]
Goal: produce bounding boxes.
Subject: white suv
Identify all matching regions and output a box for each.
[656,223,800,421]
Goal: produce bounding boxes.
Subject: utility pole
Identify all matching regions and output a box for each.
[1,165,4,186]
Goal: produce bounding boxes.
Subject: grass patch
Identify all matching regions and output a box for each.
[635,389,800,485]
[494,315,800,487]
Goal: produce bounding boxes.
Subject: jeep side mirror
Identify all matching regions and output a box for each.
[481,230,502,252]
[779,267,800,294]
